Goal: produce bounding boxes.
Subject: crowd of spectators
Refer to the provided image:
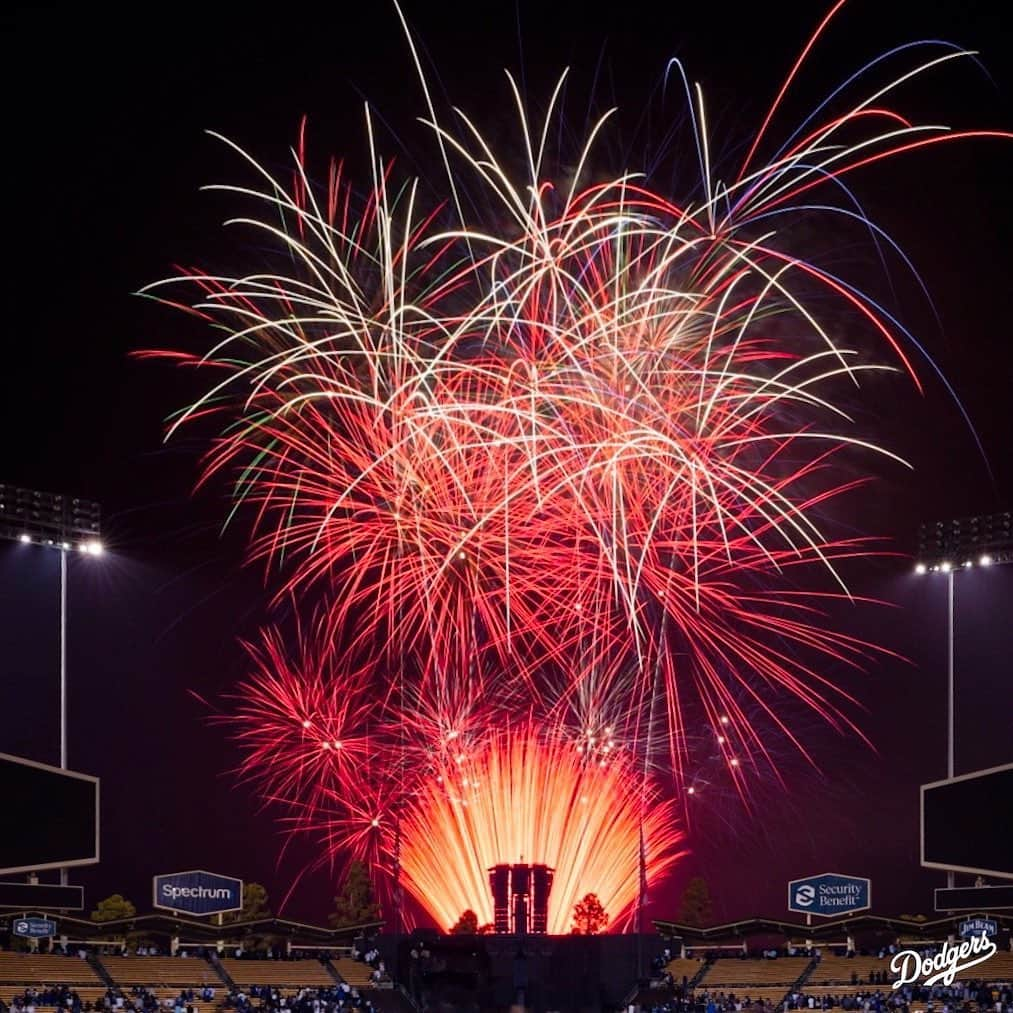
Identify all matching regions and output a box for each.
[4,935,1012,1013]
[676,946,913,963]
[643,940,1013,1013]
[224,985,375,1013]
[643,984,1013,1013]
[0,944,384,1013]
[645,938,1013,1013]
[681,949,826,962]
[1,984,225,1013]
[785,979,1013,1013]
[5,987,87,1013]
[642,993,781,1013]
[225,949,328,963]
[652,949,677,976]
[122,985,217,1011]
[349,939,387,986]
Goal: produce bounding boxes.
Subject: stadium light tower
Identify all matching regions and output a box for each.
[0,483,103,780]
[915,511,1012,888]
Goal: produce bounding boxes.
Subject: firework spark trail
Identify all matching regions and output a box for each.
[144,4,1009,929]
[400,728,685,934]
[222,626,377,810]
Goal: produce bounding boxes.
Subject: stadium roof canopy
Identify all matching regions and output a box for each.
[0,911,382,944]
[653,913,1013,942]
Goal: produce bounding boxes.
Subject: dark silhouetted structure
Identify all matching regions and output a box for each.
[488,863,554,935]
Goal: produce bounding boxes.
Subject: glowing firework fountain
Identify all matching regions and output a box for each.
[146,3,1010,930]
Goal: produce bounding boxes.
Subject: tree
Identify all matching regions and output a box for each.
[329,860,381,928]
[225,883,271,923]
[450,909,479,934]
[91,894,136,922]
[678,877,712,927]
[571,893,609,935]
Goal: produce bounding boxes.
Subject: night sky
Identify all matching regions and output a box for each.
[1,2,1011,928]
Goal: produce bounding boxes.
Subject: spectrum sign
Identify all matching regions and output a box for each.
[152,870,243,917]
[789,872,871,917]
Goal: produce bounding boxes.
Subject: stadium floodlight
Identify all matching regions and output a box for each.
[914,510,1011,889]
[0,484,101,549]
[0,483,103,884]
[917,511,1013,570]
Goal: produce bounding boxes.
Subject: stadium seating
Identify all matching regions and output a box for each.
[0,953,102,985]
[806,948,1013,987]
[787,947,1013,1003]
[807,955,894,986]
[0,957,106,1011]
[662,958,705,984]
[331,958,373,989]
[218,958,334,988]
[0,987,109,1008]
[977,950,1013,982]
[101,956,221,987]
[700,957,811,987]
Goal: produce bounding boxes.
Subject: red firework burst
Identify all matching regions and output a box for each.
[143,5,1010,929]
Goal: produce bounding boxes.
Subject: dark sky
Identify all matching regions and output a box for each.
[1,2,1011,929]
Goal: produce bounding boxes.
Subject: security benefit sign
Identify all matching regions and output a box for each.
[13,917,57,938]
[789,872,871,917]
[153,870,243,917]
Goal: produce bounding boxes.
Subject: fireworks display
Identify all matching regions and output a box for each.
[146,3,1009,931]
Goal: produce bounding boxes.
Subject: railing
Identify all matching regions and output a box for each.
[779,955,821,1007]
[396,983,419,1011]
[690,958,714,990]
[85,954,114,988]
[208,952,234,990]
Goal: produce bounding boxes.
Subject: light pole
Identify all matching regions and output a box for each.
[0,483,103,883]
[946,568,953,787]
[61,544,67,771]
[915,510,1012,889]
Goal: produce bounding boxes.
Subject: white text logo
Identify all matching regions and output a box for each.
[890,932,997,988]
[161,884,232,900]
